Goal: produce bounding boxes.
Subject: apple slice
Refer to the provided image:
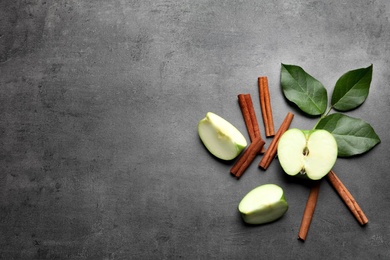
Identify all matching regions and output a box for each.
[198,112,247,160]
[277,128,338,180]
[238,184,288,225]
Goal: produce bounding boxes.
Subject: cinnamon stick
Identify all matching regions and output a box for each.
[326,170,368,225]
[259,112,294,170]
[237,94,265,153]
[298,181,321,241]
[244,94,261,139]
[238,94,256,141]
[230,137,265,179]
[258,77,275,137]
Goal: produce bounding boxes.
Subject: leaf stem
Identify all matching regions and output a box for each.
[312,106,333,130]
[324,106,333,117]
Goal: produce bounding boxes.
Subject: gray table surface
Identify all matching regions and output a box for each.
[1,0,389,259]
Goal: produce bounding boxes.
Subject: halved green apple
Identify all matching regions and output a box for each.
[198,112,247,160]
[238,184,288,225]
[277,128,338,180]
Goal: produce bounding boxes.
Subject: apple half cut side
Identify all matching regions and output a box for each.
[277,128,338,180]
[238,184,288,225]
[198,112,247,161]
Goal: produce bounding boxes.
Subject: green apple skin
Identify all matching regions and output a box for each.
[198,112,247,161]
[277,128,338,180]
[238,184,288,225]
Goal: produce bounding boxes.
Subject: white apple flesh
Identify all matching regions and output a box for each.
[277,128,338,180]
[198,112,247,160]
[238,184,288,225]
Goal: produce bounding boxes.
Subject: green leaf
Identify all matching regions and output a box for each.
[281,64,327,116]
[331,64,373,111]
[315,113,381,157]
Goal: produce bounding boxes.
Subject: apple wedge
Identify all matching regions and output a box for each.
[198,112,247,160]
[238,184,288,225]
[277,128,338,180]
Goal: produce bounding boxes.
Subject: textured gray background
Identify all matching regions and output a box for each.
[1,0,390,259]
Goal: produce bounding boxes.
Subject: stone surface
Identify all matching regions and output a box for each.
[1,0,389,259]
